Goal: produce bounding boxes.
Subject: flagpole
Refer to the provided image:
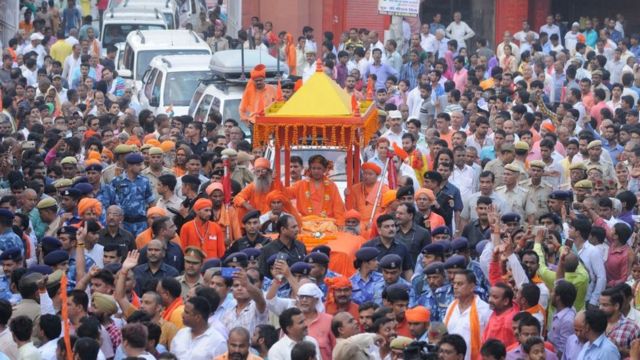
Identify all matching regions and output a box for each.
[368,158,389,225]
[222,154,232,245]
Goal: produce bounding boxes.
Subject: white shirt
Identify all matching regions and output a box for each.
[381,128,405,148]
[220,300,268,336]
[565,31,580,54]
[445,296,492,360]
[268,335,321,360]
[514,30,538,44]
[576,242,607,306]
[420,33,436,53]
[449,164,478,200]
[407,86,423,120]
[170,325,227,360]
[39,338,60,360]
[62,54,81,83]
[19,342,41,360]
[445,21,475,50]
[539,24,561,40]
[86,244,104,268]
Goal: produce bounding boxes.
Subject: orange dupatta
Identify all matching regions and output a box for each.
[162,297,183,321]
[444,297,481,360]
[61,274,73,360]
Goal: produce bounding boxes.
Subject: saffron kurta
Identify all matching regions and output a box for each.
[289,178,346,226]
[238,85,277,123]
[179,219,226,259]
[346,181,389,224]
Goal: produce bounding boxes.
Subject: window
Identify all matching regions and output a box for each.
[135,49,210,81]
[194,94,213,122]
[103,23,166,48]
[149,70,164,107]
[162,71,210,107]
[143,68,158,101]
[188,84,206,116]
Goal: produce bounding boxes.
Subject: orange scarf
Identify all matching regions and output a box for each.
[525,303,547,332]
[162,297,183,321]
[445,297,480,360]
[130,291,141,309]
[530,274,543,284]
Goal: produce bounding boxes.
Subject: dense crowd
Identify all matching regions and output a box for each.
[1,1,640,360]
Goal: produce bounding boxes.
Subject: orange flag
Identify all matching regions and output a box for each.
[61,274,72,360]
[365,76,374,100]
[276,79,283,101]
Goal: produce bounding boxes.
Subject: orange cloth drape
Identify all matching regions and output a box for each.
[285,33,297,75]
[179,219,226,259]
[445,297,481,360]
[162,297,184,329]
[233,181,283,221]
[135,229,182,250]
[346,181,388,224]
[289,178,346,226]
[239,84,277,124]
[213,205,242,244]
[61,274,72,360]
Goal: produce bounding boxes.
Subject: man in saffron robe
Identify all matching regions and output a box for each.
[233,157,281,220]
[206,182,241,246]
[288,155,346,226]
[238,64,277,124]
[346,162,389,225]
[179,198,225,259]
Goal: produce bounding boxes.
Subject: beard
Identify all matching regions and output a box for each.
[255,175,272,193]
[345,225,360,235]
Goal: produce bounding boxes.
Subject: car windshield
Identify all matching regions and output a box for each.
[102,24,165,48]
[163,71,210,106]
[221,98,250,136]
[279,148,347,181]
[136,49,209,79]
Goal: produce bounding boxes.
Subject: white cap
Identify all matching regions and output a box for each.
[572,22,580,28]
[30,33,44,41]
[297,283,325,313]
[388,110,402,119]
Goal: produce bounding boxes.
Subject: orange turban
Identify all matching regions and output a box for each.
[78,198,102,217]
[345,209,361,220]
[147,206,167,218]
[126,136,142,147]
[392,142,409,160]
[250,64,266,79]
[362,162,381,175]
[193,198,213,211]
[325,276,352,289]
[265,190,302,225]
[405,306,430,323]
[160,140,176,152]
[146,139,161,147]
[206,182,224,196]
[102,148,114,162]
[84,159,101,167]
[87,151,101,161]
[415,188,435,202]
[266,190,288,204]
[381,190,397,208]
[84,129,98,142]
[577,33,585,43]
[143,134,157,143]
[377,137,390,146]
[254,157,270,170]
[541,121,556,133]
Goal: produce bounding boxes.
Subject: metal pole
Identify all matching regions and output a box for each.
[368,158,389,225]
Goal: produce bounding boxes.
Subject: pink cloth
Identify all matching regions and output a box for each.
[606,244,631,287]
[453,68,468,92]
[307,312,336,360]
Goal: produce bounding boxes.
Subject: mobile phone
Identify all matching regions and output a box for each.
[23,141,36,150]
[220,267,239,278]
[276,252,288,262]
[564,239,574,249]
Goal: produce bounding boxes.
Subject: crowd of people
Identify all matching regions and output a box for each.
[1,1,640,360]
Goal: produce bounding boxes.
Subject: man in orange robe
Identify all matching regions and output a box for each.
[179,198,225,258]
[206,182,241,246]
[135,207,182,249]
[288,155,346,226]
[233,157,283,221]
[346,162,389,225]
[238,64,277,124]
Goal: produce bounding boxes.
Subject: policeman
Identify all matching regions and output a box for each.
[304,252,332,296]
[501,213,522,235]
[241,248,261,271]
[412,242,446,283]
[290,262,312,282]
[430,226,451,242]
[495,163,529,216]
[573,179,593,202]
[522,160,553,224]
[58,188,82,227]
[310,245,339,278]
[585,140,616,181]
[103,144,135,183]
[59,226,95,291]
[223,252,248,269]
[451,237,490,292]
[262,253,291,298]
[396,185,415,204]
[547,190,572,217]
[350,247,384,305]
[0,209,23,256]
[85,161,116,222]
[439,254,487,302]
[0,248,22,303]
[112,152,155,234]
[60,156,79,179]
[375,254,412,305]
[43,250,70,272]
[562,162,587,190]
[414,261,447,322]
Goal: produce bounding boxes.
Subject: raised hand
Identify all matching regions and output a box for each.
[122,250,140,271]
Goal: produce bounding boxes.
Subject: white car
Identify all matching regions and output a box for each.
[264,145,353,201]
[138,54,212,116]
[100,8,167,55]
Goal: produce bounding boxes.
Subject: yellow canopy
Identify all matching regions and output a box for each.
[274,70,353,117]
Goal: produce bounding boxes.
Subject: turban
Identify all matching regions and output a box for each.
[405,305,430,323]
[146,139,161,147]
[345,209,361,220]
[83,129,98,142]
[415,188,435,202]
[84,159,102,169]
[381,190,397,208]
[92,293,118,315]
[147,206,167,218]
[250,64,266,79]
[77,198,102,217]
[361,162,381,175]
[325,276,352,290]
[206,182,224,196]
[193,198,213,211]
[298,283,325,313]
[254,157,270,170]
[87,151,101,161]
[392,142,409,160]
[101,148,114,162]
[143,134,157,143]
[160,140,176,152]
[541,121,556,133]
[266,190,288,204]
[577,33,585,43]
[125,136,141,147]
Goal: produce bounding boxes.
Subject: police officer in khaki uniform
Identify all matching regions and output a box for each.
[561,162,588,190]
[495,163,529,216]
[513,141,530,181]
[484,143,516,188]
[584,140,616,182]
[102,144,136,184]
[141,146,173,200]
[175,246,206,299]
[573,179,593,203]
[521,160,552,224]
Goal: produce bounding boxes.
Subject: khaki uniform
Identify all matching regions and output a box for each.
[512,159,529,181]
[231,166,254,188]
[176,274,205,299]
[484,159,506,187]
[521,179,553,220]
[495,184,529,216]
[585,160,616,181]
[102,163,125,184]
[44,216,63,237]
[207,37,229,52]
[12,298,41,343]
[142,166,173,199]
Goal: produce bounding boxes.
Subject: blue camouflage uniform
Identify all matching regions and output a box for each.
[0,229,24,256]
[262,277,292,298]
[67,253,96,292]
[0,276,11,302]
[373,276,413,305]
[112,173,155,234]
[96,183,116,225]
[468,260,490,292]
[0,248,21,302]
[350,271,384,305]
[413,261,447,321]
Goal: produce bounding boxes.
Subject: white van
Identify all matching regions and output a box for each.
[188,49,283,135]
[109,0,180,29]
[100,8,167,53]
[138,54,212,116]
[119,29,212,93]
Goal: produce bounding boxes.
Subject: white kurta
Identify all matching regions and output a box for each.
[445,296,492,360]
